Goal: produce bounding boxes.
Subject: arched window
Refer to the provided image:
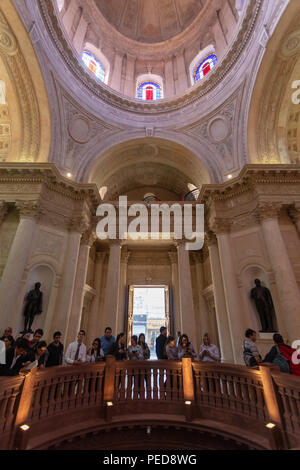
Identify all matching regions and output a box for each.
[82,51,106,83]
[138,82,162,101]
[194,54,218,83]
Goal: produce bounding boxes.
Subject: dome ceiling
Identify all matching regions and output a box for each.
[94,0,206,43]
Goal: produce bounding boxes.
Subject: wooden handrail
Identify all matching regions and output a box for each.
[0,360,299,450]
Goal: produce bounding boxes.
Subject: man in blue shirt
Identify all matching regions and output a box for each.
[99,327,115,356]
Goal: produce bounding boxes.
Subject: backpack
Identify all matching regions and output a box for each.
[273,346,290,374]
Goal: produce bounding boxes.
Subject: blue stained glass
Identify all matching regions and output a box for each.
[194,54,218,83]
[137,81,162,101]
[82,51,105,82]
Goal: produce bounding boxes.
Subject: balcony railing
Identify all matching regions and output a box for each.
[1,358,300,450]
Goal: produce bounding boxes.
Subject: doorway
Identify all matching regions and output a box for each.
[127,286,170,358]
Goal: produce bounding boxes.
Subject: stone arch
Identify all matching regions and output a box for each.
[0,2,51,163]
[77,132,222,186]
[248,0,300,164]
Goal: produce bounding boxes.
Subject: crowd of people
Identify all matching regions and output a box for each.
[0,324,299,377]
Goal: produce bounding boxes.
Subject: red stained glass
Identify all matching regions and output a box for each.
[146,86,154,100]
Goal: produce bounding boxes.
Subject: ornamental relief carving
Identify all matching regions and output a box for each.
[182,99,237,172]
[0,9,40,162]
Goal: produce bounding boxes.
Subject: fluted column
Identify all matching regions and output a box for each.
[87,251,106,341]
[117,248,131,334]
[207,233,234,362]
[73,11,88,53]
[214,222,248,363]
[176,241,198,350]
[65,230,96,346]
[192,252,210,339]
[168,251,181,334]
[259,204,300,341]
[52,220,84,337]
[0,201,39,331]
[103,240,122,332]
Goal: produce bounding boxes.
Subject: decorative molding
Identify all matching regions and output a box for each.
[0,9,41,162]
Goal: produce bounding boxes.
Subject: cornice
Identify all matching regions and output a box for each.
[0,163,101,208]
[199,164,300,203]
[37,0,262,115]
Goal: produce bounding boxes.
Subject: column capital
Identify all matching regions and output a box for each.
[96,251,107,263]
[255,202,281,222]
[121,248,131,264]
[15,200,41,220]
[109,239,123,249]
[211,218,232,235]
[206,230,217,247]
[68,216,89,234]
[81,230,97,247]
[168,251,177,264]
[0,201,8,224]
[288,204,300,224]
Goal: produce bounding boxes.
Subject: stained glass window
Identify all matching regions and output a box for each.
[194,54,218,83]
[82,51,105,82]
[138,82,162,101]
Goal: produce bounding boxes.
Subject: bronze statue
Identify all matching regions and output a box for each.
[23,282,43,333]
[250,279,276,333]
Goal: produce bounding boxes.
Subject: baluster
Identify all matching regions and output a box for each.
[159,367,165,401]
[146,368,151,400]
[228,377,236,411]
[31,385,42,421]
[40,382,50,418]
[214,373,223,408]
[119,369,126,402]
[48,379,58,416]
[241,378,251,415]
[233,377,243,413]
[153,368,158,401]
[140,368,145,401]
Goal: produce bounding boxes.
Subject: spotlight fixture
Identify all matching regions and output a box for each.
[66,172,72,178]
[185,401,192,405]
[106,401,113,407]
[266,423,276,429]
[20,424,30,432]
[227,174,233,180]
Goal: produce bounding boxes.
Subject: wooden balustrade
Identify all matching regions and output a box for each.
[0,359,299,450]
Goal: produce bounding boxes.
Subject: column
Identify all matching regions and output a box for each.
[73,12,88,53]
[65,230,96,346]
[164,58,175,98]
[110,51,123,92]
[176,241,198,351]
[259,204,300,341]
[192,252,211,339]
[0,201,38,331]
[123,55,136,98]
[214,222,247,364]
[52,222,82,337]
[0,201,8,226]
[62,0,78,35]
[168,251,181,334]
[87,251,106,342]
[102,241,122,332]
[289,204,300,238]
[207,233,234,362]
[117,248,131,334]
[175,53,188,95]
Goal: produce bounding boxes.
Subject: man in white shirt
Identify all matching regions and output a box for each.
[65,330,87,365]
[199,333,221,363]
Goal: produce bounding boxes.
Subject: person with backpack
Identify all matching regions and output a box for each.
[263,334,298,375]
